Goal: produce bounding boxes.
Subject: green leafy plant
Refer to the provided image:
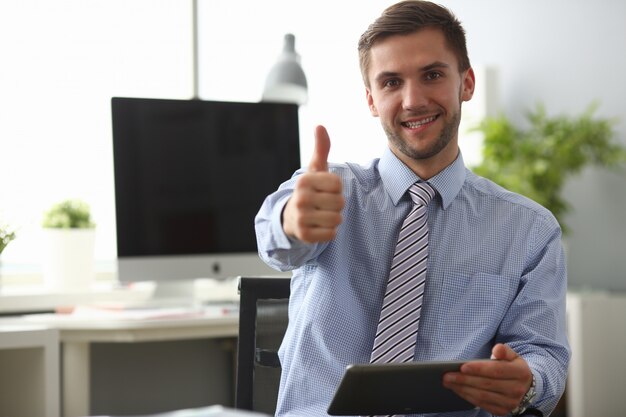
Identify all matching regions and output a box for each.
[42,199,95,229]
[0,223,16,255]
[472,103,626,234]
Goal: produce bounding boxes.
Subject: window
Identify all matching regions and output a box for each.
[0,0,192,268]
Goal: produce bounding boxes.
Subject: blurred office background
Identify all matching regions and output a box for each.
[0,0,624,291]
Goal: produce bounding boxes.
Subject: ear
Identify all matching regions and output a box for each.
[366,88,379,117]
[461,67,476,102]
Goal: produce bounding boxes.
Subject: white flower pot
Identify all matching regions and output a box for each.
[43,228,96,291]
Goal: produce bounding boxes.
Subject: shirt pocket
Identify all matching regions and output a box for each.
[427,272,514,351]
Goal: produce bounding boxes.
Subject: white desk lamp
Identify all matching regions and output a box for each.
[262,34,308,105]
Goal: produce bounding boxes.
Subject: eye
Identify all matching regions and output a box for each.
[382,78,401,89]
[424,71,443,81]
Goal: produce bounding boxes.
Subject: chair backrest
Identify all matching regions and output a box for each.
[235,276,291,415]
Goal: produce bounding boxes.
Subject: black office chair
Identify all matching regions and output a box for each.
[235,276,291,415]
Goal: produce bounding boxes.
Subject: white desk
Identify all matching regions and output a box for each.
[0,277,245,416]
[2,306,239,417]
[0,324,60,417]
[0,282,153,314]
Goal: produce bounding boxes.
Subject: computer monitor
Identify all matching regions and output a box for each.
[111,97,299,295]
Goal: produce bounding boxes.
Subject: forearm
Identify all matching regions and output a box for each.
[511,284,569,413]
[500,222,570,414]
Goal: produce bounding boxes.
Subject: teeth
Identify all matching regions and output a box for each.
[404,116,437,128]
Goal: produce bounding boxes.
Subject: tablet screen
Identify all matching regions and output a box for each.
[327,360,481,415]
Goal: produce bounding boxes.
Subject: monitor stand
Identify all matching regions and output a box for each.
[143,277,241,308]
[146,279,198,308]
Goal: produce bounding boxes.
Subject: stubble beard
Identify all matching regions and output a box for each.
[384,107,462,161]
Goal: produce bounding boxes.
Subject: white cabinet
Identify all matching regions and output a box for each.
[567,292,626,417]
[0,325,60,417]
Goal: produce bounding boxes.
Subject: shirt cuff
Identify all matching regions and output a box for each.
[269,193,309,251]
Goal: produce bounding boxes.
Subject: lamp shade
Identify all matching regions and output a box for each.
[262,34,308,105]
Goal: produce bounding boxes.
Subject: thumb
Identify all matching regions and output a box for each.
[491,343,518,361]
[308,125,331,172]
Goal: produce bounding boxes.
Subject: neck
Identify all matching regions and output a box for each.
[391,144,460,180]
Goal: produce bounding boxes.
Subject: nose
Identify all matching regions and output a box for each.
[402,81,428,112]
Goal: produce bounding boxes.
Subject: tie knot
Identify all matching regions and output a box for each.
[408,182,436,206]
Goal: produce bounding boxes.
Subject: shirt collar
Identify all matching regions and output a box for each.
[379,147,466,209]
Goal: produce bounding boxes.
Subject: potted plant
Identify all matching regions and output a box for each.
[42,199,96,290]
[471,103,626,235]
[0,222,16,283]
[0,222,16,256]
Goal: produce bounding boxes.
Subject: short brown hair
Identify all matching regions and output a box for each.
[358,0,471,86]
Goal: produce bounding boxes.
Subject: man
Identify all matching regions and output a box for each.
[255,1,570,416]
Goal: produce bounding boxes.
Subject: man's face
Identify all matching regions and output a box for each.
[365,28,475,177]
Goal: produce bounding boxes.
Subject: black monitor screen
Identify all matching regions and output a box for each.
[111,97,300,258]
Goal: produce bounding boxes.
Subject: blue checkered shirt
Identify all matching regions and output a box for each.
[255,148,570,417]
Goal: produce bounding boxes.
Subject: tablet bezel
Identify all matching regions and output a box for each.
[327,360,486,415]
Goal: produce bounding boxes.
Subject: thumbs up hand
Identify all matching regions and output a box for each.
[308,125,331,173]
[282,125,345,243]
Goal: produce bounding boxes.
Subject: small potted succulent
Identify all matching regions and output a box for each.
[42,199,96,290]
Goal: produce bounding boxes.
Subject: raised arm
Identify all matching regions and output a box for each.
[282,125,344,243]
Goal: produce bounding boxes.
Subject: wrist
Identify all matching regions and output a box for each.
[511,373,537,416]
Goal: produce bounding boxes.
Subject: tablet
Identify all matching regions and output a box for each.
[327,360,485,415]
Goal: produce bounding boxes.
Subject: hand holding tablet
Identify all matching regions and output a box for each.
[328,360,490,415]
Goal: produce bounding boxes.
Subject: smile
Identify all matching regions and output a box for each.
[401,115,438,129]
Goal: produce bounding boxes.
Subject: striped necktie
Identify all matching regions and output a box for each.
[371,181,436,364]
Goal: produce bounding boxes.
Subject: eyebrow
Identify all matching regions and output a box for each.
[374,71,401,85]
[373,61,452,84]
[421,61,451,72]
